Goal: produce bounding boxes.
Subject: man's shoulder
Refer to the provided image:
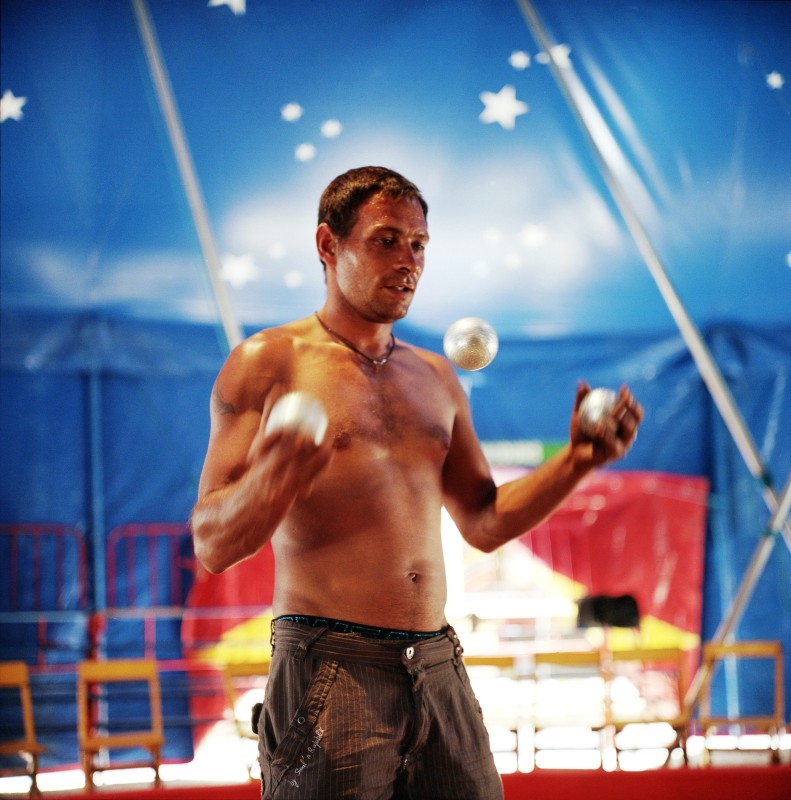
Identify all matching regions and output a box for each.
[239,317,312,355]
[221,317,311,382]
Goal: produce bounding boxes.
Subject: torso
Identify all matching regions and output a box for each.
[252,319,458,631]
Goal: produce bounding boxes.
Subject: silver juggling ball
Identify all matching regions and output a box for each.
[578,387,617,437]
[264,391,328,445]
[443,317,499,371]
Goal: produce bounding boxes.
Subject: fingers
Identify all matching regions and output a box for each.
[258,385,289,432]
[613,386,644,447]
[264,426,333,472]
[251,427,334,504]
[573,383,644,467]
[247,388,334,493]
[574,381,592,411]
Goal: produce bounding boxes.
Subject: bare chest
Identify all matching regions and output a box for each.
[291,350,453,455]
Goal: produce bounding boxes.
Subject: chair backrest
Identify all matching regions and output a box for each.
[700,640,784,727]
[462,654,518,670]
[0,661,39,747]
[607,646,687,725]
[77,659,163,745]
[531,649,606,719]
[534,649,602,669]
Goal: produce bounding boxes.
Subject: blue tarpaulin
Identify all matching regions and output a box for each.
[2,0,789,767]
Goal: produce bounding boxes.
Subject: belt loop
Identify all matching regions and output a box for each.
[293,624,328,662]
[446,625,463,662]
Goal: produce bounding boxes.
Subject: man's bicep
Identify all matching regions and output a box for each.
[442,406,496,521]
[197,407,261,500]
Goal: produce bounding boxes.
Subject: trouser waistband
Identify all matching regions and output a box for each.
[273,614,447,641]
[271,619,464,668]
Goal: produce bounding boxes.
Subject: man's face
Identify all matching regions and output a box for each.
[330,192,429,323]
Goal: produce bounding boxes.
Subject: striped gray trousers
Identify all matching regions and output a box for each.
[259,620,503,799]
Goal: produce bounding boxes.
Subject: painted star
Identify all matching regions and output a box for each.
[284,270,305,289]
[509,50,531,70]
[551,44,572,68]
[535,44,572,69]
[0,89,27,122]
[295,143,316,162]
[479,85,528,130]
[281,102,304,122]
[221,253,258,289]
[208,0,246,15]
[320,119,343,138]
[766,71,785,90]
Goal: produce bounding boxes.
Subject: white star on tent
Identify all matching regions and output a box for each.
[479,85,528,130]
[320,119,343,138]
[268,243,287,260]
[766,71,785,90]
[208,0,246,15]
[535,44,572,69]
[281,102,304,122]
[0,89,27,122]
[284,270,305,289]
[509,50,531,70]
[221,253,258,289]
[295,143,316,161]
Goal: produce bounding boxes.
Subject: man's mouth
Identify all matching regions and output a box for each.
[386,283,414,294]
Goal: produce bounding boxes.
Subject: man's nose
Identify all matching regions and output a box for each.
[397,248,422,275]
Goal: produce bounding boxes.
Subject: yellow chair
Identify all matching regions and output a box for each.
[606,647,689,767]
[529,649,608,769]
[77,659,164,790]
[0,661,46,797]
[463,654,519,669]
[698,640,785,765]
[222,662,269,779]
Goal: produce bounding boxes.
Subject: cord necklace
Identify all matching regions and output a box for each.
[315,312,395,371]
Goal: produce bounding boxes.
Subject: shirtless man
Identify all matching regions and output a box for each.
[191,166,642,799]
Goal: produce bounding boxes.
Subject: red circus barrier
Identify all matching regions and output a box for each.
[38,765,791,800]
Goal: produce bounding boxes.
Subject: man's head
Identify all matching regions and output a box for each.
[316,167,429,322]
[318,166,428,246]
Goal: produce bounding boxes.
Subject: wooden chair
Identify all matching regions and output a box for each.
[77,659,164,790]
[606,647,689,767]
[528,649,609,768]
[221,662,269,779]
[0,661,46,797]
[698,640,785,765]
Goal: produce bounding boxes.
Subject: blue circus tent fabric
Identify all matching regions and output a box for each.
[2,0,790,767]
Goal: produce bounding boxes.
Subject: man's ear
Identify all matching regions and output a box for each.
[316,223,337,269]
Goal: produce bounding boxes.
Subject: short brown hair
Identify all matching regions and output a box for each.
[318,166,428,240]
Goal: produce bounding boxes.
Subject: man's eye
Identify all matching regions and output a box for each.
[378,237,395,246]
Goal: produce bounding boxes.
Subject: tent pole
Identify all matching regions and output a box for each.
[517,0,791,713]
[87,368,107,661]
[131,0,243,353]
[516,0,789,543]
[683,472,791,710]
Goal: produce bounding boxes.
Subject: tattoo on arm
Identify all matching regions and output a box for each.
[212,386,236,415]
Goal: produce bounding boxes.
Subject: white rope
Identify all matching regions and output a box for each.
[131,0,243,352]
[516,0,791,714]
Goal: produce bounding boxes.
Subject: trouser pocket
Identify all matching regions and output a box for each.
[261,656,339,795]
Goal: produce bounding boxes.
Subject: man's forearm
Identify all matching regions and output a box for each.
[468,445,591,552]
[191,470,287,573]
